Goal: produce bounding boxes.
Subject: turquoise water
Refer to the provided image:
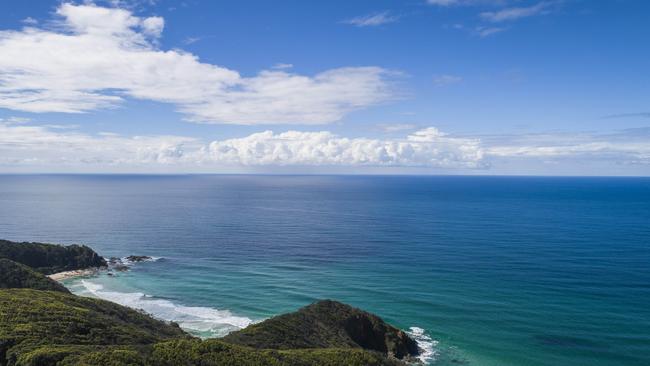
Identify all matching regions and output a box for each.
[1,175,649,365]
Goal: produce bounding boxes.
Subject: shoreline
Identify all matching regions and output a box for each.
[47,267,101,281]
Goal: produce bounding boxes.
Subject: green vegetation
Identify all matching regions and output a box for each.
[0,289,187,347]
[223,300,419,359]
[0,288,188,366]
[0,259,68,293]
[6,340,402,366]
[0,240,106,275]
[0,290,406,366]
[147,339,402,366]
[0,240,419,365]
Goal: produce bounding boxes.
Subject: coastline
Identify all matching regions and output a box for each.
[2,238,427,365]
[47,267,101,281]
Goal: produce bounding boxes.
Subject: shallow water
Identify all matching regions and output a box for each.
[1,175,649,365]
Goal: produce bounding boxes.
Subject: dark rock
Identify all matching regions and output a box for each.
[0,239,107,275]
[125,255,152,263]
[113,265,130,272]
[223,299,420,360]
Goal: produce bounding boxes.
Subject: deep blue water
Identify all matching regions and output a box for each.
[1,175,649,365]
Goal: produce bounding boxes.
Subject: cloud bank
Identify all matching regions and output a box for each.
[206,128,483,168]
[2,120,648,173]
[0,121,484,170]
[0,3,394,125]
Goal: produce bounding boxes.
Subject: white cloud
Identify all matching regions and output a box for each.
[0,122,199,166]
[480,2,552,22]
[272,63,294,70]
[427,0,508,6]
[485,130,650,163]
[427,0,460,5]
[378,123,418,133]
[0,121,484,169]
[0,3,394,125]
[475,26,506,37]
[433,74,463,86]
[206,128,484,168]
[182,36,202,45]
[344,12,399,27]
[0,116,31,124]
[141,16,164,38]
[2,121,649,173]
[21,17,38,25]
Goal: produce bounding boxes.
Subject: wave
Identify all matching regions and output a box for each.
[407,326,439,364]
[79,280,253,338]
[116,256,163,266]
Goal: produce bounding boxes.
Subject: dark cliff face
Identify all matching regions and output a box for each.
[0,240,107,274]
[223,299,420,360]
[0,259,69,293]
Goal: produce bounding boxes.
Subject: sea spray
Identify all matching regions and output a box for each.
[407,326,439,364]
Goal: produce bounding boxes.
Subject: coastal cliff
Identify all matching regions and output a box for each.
[0,240,420,366]
[0,240,106,275]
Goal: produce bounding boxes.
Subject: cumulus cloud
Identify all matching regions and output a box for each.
[0,121,484,169]
[0,3,394,124]
[2,121,649,172]
[343,12,399,27]
[206,128,484,168]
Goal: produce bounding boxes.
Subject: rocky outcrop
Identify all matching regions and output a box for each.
[0,240,106,275]
[223,299,420,360]
[125,255,152,263]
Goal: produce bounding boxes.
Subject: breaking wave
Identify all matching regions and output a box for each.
[79,280,253,338]
[407,326,439,364]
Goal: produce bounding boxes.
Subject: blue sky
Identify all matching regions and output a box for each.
[0,0,648,174]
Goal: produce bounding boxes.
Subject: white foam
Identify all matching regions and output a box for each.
[79,280,252,337]
[119,256,163,266]
[407,326,439,364]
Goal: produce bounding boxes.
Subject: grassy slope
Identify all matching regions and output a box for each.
[223,300,419,359]
[0,288,188,366]
[0,289,407,366]
[0,259,69,293]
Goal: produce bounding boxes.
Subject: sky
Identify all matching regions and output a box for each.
[0,0,648,175]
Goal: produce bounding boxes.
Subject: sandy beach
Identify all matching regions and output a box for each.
[47,268,99,281]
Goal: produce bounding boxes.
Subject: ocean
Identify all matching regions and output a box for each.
[0,175,648,365]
